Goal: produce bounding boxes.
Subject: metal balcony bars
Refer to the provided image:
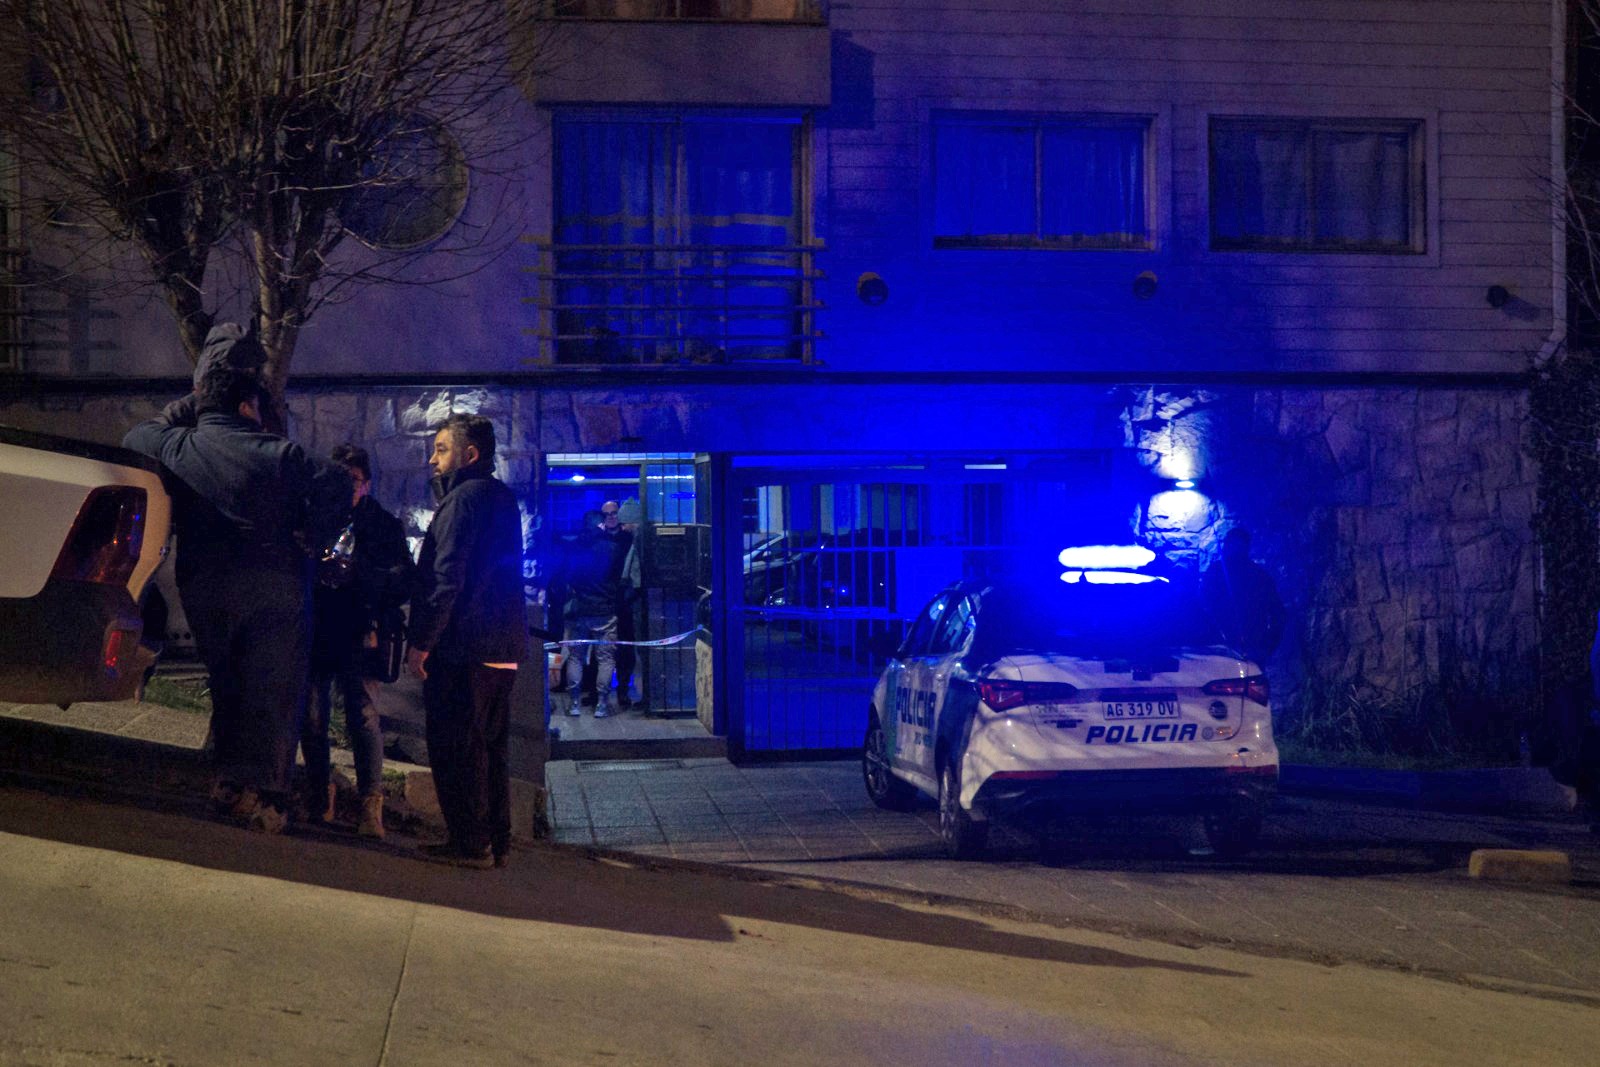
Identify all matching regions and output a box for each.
[525,240,824,365]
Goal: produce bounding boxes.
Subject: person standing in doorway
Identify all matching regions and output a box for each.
[562,502,630,718]
[303,444,413,838]
[613,498,644,708]
[123,328,349,833]
[407,415,527,869]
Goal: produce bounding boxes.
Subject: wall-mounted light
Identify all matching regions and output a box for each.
[1133,271,1158,300]
[857,272,889,306]
[1174,479,1196,490]
[569,473,586,482]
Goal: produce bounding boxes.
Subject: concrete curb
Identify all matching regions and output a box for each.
[1280,763,1578,814]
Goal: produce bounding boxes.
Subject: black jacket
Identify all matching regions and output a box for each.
[565,525,633,618]
[313,495,414,668]
[122,410,349,586]
[409,465,527,665]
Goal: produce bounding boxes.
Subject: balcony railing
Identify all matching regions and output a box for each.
[548,1,825,22]
[525,241,824,366]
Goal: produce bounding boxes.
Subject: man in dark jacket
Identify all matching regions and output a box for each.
[560,506,632,718]
[304,443,413,838]
[406,414,527,869]
[123,327,349,832]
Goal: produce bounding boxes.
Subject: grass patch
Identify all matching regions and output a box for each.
[1275,738,1506,772]
[143,675,211,715]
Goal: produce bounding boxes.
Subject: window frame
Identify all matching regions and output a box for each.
[930,110,1156,252]
[1207,115,1427,255]
[547,107,817,365]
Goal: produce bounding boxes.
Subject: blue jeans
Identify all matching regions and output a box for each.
[304,667,385,798]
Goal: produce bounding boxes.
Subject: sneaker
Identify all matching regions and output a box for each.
[210,780,242,814]
[593,702,611,719]
[420,842,493,869]
[358,793,385,840]
[566,700,583,717]
[229,787,260,820]
[247,804,289,835]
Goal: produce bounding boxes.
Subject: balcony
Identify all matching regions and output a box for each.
[524,241,824,366]
[549,1,825,22]
[526,2,830,106]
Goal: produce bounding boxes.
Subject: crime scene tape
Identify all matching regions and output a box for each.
[543,627,699,651]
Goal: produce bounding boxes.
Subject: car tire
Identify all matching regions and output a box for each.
[938,758,987,860]
[862,715,916,810]
[1203,800,1264,859]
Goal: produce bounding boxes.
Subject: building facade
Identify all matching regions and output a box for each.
[0,1,1561,760]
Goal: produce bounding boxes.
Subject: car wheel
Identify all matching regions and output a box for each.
[862,715,916,810]
[1203,801,1264,859]
[938,758,988,860]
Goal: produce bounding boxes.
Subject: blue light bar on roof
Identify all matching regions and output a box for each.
[1057,544,1156,570]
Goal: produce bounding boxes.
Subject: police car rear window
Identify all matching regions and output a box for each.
[974,582,1220,658]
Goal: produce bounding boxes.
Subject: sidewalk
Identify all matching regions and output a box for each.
[6,694,1600,1004]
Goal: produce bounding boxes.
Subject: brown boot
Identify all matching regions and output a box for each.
[358,793,385,839]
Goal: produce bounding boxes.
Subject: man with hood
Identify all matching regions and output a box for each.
[406,413,527,869]
[123,323,349,833]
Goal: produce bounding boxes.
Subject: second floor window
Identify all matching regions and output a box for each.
[1209,117,1424,253]
[551,113,812,363]
[932,113,1152,250]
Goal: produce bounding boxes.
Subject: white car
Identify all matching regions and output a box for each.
[0,426,172,706]
[862,571,1278,859]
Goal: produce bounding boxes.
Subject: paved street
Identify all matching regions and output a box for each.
[547,757,1600,1000]
[2,780,1598,1067]
[6,694,1600,1007]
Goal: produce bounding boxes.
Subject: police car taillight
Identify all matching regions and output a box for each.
[50,486,147,587]
[979,679,1081,712]
[1202,675,1270,706]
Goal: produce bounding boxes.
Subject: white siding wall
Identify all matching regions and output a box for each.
[819,0,1557,373]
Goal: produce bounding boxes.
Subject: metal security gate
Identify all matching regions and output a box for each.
[727,454,1118,757]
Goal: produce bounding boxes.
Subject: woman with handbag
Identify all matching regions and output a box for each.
[304,444,414,837]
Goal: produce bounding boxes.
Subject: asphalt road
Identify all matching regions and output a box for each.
[1,781,1596,1066]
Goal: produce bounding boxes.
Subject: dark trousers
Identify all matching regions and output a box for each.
[615,596,638,694]
[423,660,516,855]
[305,666,385,799]
[182,567,310,799]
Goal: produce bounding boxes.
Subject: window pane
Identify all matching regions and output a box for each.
[933,123,1036,239]
[1314,129,1411,246]
[1211,124,1309,244]
[683,120,802,359]
[554,121,677,363]
[1040,124,1147,244]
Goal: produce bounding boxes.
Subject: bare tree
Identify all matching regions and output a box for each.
[0,0,552,401]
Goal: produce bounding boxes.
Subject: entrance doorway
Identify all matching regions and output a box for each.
[540,452,718,757]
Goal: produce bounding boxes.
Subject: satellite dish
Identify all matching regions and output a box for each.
[341,115,469,251]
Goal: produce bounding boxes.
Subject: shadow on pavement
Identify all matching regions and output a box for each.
[0,776,1247,980]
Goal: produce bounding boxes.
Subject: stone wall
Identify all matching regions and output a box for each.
[1119,384,1539,746]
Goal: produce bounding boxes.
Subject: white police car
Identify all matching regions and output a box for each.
[861,556,1278,859]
